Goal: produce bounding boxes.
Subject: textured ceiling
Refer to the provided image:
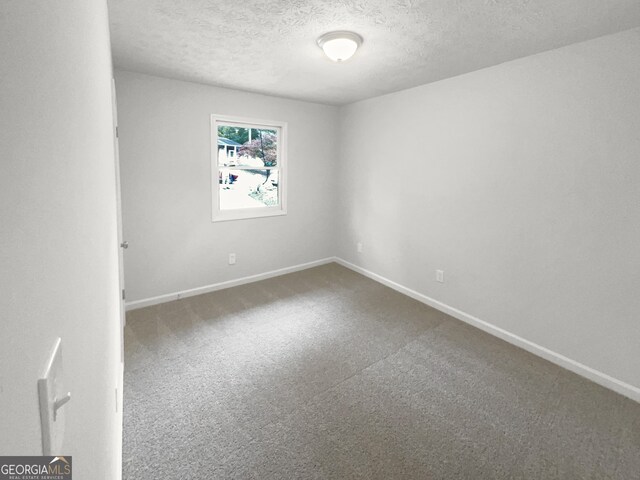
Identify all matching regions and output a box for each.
[108,0,640,105]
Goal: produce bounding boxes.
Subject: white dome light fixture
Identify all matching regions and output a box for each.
[317,31,363,62]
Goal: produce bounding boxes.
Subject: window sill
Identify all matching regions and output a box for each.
[212,207,287,223]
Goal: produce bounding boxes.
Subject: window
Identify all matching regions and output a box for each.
[211,115,287,222]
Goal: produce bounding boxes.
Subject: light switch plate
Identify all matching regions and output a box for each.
[38,338,68,455]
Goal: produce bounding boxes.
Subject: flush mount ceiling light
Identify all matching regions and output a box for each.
[317,31,363,62]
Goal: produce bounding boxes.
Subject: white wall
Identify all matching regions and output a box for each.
[337,28,640,390]
[0,1,122,478]
[114,71,339,302]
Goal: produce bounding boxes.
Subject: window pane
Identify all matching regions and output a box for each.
[219,169,279,210]
[217,126,278,167]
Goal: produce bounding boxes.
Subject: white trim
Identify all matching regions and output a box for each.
[212,206,287,223]
[211,114,287,222]
[124,255,639,403]
[334,257,640,403]
[125,257,334,311]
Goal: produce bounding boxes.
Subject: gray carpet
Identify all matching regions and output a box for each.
[123,263,640,479]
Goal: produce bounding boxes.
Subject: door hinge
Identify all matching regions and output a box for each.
[122,289,126,300]
[115,126,119,138]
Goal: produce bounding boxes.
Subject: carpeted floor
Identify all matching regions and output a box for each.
[123,263,640,479]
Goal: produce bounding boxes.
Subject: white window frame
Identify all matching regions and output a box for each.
[211,114,287,222]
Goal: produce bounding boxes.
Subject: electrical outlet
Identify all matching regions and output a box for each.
[357,242,363,253]
[228,253,236,265]
[436,270,444,283]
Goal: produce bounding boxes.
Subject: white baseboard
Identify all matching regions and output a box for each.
[334,257,640,403]
[124,255,639,402]
[125,257,335,311]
